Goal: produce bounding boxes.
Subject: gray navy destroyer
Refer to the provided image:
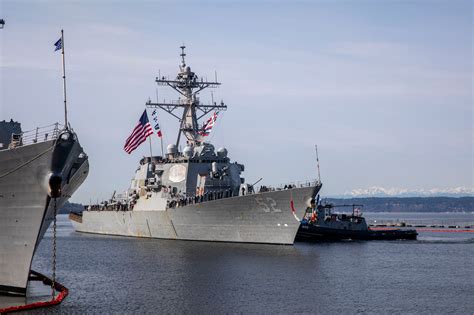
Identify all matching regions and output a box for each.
[0,120,89,295]
[70,47,321,244]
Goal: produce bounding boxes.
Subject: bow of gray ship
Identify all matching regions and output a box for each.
[0,121,89,295]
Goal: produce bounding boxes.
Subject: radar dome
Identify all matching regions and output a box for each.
[217,147,228,158]
[167,144,178,155]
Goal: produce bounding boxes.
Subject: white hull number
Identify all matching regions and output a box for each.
[255,197,282,213]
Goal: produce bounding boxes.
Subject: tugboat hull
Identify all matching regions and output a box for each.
[296,224,418,241]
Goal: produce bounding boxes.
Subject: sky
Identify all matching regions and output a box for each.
[0,0,472,202]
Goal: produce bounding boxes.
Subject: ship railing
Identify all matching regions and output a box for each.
[166,189,235,209]
[9,123,65,148]
[164,179,322,209]
[255,179,321,194]
[85,203,131,212]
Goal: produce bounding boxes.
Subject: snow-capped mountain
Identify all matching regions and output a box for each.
[337,186,474,198]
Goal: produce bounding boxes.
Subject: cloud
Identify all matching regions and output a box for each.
[217,40,471,100]
[84,23,139,38]
[328,41,407,59]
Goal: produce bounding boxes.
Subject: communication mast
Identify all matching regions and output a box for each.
[146,46,227,146]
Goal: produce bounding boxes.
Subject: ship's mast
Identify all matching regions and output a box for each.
[146,46,227,146]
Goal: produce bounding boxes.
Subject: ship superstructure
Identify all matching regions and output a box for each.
[70,47,321,244]
[0,122,89,295]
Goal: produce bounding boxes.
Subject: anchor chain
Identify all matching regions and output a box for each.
[51,197,58,299]
[0,197,69,313]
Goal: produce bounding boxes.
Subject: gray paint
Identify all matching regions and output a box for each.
[0,128,88,295]
[0,120,21,149]
[72,185,321,244]
[72,48,322,245]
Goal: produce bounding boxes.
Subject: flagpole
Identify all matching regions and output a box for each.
[61,29,68,129]
[154,89,165,158]
[160,136,164,157]
[148,137,153,157]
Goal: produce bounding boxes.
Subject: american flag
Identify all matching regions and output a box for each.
[199,112,218,136]
[124,110,154,154]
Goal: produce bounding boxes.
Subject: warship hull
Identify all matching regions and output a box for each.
[71,185,320,244]
[0,136,89,295]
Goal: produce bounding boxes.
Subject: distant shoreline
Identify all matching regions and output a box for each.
[323,197,473,213]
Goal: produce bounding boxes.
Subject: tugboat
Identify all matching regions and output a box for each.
[296,199,418,241]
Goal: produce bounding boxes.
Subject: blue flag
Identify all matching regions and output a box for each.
[54,38,62,52]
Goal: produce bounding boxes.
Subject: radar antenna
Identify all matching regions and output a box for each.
[180,45,186,68]
[146,46,227,146]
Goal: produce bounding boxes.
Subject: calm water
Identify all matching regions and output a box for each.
[19,213,474,313]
